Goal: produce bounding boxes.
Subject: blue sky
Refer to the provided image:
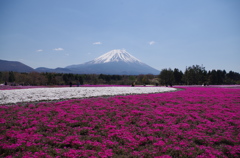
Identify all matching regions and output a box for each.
[0,0,240,72]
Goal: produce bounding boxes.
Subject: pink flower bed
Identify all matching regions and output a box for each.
[0,87,240,157]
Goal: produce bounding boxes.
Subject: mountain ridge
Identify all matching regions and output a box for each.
[1,49,160,75]
[0,59,35,72]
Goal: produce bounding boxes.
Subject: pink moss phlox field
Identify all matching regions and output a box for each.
[0,87,240,157]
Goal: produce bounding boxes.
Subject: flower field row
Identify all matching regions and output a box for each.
[0,85,148,90]
[0,85,127,90]
[0,85,46,90]
[0,86,176,104]
[0,87,240,157]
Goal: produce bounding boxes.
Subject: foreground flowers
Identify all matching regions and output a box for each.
[0,87,240,157]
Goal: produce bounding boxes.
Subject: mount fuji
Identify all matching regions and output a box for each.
[65,49,160,75]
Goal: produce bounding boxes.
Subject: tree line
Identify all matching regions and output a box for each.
[159,65,240,86]
[1,65,240,86]
[0,72,155,86]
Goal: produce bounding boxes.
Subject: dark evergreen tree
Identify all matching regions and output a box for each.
[0,72,2,82]
[8,71,15,82]
[79,76,84,85]
[183,65,206,85]
[173,68,183,85]
[226,71,240,84]
[159,68,174,86]
[63,74,69,84]
[216,70,226,84]
[209,70,218,85]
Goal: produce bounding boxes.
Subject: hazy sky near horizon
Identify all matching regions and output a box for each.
[0,0,240,72]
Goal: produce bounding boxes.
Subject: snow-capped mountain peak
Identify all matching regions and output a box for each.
[65,49,160,75]
[89,49,142,64]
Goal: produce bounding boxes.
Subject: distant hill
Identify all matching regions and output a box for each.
[0,59,35,72]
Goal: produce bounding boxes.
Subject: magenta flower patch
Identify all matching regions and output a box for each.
[0,87,240,157]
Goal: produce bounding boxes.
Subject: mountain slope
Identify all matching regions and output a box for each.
[66,49,160,75]
[35,67,72,73]
[0,59,35,72]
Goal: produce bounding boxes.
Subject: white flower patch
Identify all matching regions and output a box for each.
[0,87,177,104]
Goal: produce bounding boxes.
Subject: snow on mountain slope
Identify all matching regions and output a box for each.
[87,49,143,64]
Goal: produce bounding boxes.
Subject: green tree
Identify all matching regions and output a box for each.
[0,72,2,83]
[209,70,218,85]
[142,75,148,85]
[63,74,69,84]
[216,70,226,84]
[79,76,84,85]
[8,71,15,82]
[183,65,206,85]
[226,71,240,84]
[159,68,174,86]
[173,68,183,85]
